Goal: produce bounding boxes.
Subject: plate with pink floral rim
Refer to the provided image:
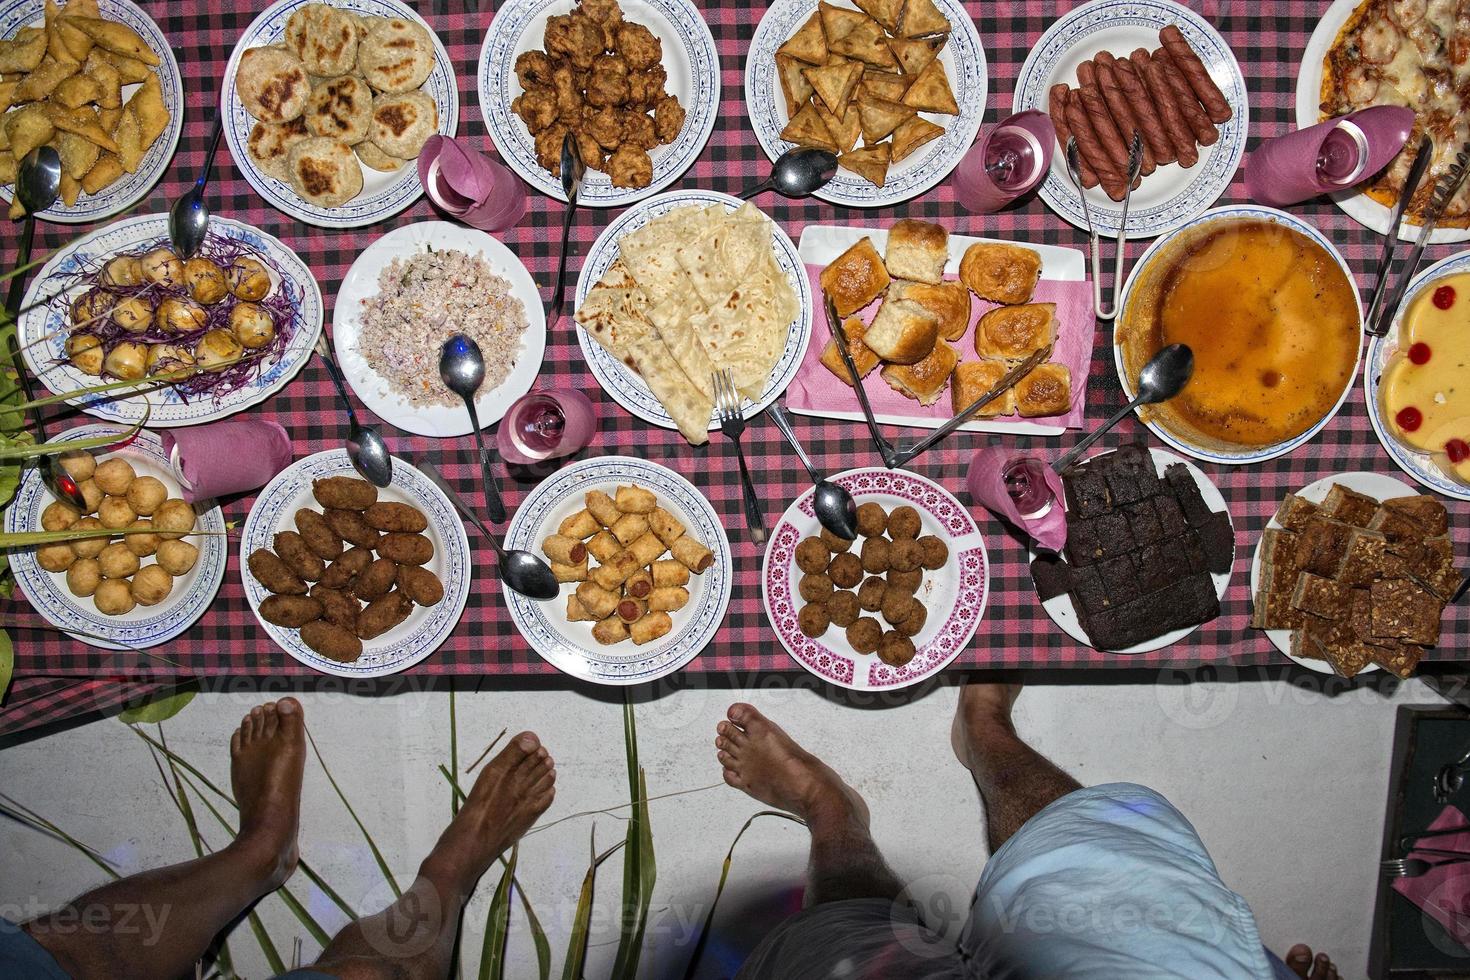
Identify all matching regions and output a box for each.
[763,467,988,691]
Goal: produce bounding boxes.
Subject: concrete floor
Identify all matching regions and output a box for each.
[0,668,1441,978]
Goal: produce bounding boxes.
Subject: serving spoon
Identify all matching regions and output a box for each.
[314,333,392,487]
[1053,344,1193,472]
[765,400,857,540]
[546,132,584,326]
[168,114,225,260]
[418,460,557,601]
[737,148,838,200]
[439,334,507,523]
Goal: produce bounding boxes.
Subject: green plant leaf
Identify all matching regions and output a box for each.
[117,687,196,724]
[0,629,11,704]
[0,791,119,880]
[306,726,402,898]
[562,829,626,980]
[478,842,517,980]
[449,689,460,816]
[611,697,655,980]
[0,522,228,549]
[0,408,149,459]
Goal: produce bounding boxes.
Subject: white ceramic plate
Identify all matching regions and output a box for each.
[1013,0,1248,239]
[17,214,323,428]
[1248,471,1420,675]
[1035,448,1233,654]
[1296,0,1470,244]
[1364,249,1470,501]
[4,426,227,649]
[503,456,733,685]
[573,189,812,432]
[1113,205,1363,465]
[745,0,987,208]
[241,451,472,678]
[479,0,719,209]
[790,224,1086,437]
[220,0,458,228]
[0,0,183,224]
[332,221,546,438]
[764,467,988,690]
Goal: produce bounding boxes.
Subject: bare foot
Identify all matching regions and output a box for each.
[715,703,867,829]
[230,698,306,891]
[423,732,555,895]
[1285,944,1339,980]
[950,677,1022,771]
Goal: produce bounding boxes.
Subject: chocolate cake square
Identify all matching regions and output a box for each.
[1382,495,1449,537]
[1320,485,1380,528]
[1164,464,1213,527]
[1371,578,1444,646]
[1064,467,1111,519]
[1126,501,1164,547]
[1065,517,1104,568]
[1030,554,1073,602]
[1135,543,1175,593]
[1274,493,1319,533]
[1098,555,1140,605]
[1297,517,1354,577]
[1197,512,1235,574]
[1179,530,1209,576]
[1156,573,1220,630]
[1070,563,1110,615]
[1094,510,1134,558]
[1154,495,1188,538]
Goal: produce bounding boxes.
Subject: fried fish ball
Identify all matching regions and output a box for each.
[66,558,102,597]
[319,546,372,589]
[78,480,105,514]
[104,341,149,380]
[275,530,325,582]
[94,458,136,496]
[111,295,153,332]
[325,509,380,550]
[397,564,444,606]
[69,517,107,558]
[139,247,183,287]
[855,502,887,537]
[887,506,921,540]
[820,527,855,552]
[828,552,863,589]
[357,592,413,640]
[248,548,307,595]
[152,499,196,540]
[42,500,81,531]
[131,564,174,606]
[195,329,243,372]
[155,539,199,575]
[364,501,428,533]
[101,254,144,286]
[886,569,922,594]
[184,257,228,304]
[795,537,830,575]
[311,585,360,631]
[313,476,378,511]
[877,631,916,667]
[123,520,159,557]
[98,495,136,529]
[379,532,433,565]
[881,592,921,630]
[97,541,139,579]
[605,144,652,189]
[66,334,105,375]
[616,22,661,70]
[889,538,922,574]
[94,578,135,615]
[229,303,276,349]
[653,95,684,144]
[353,557,398,601]
[295,509,342,560]
[897,603,927,639]
[37,541,77,572]
[155,297,207,333]
[799,572,833,603]
[125,476,167,515]
[228,257,272,301]
[798,602,830,638]
[846,616,882,655]
[917,535,949,570]
[860,537,891,574]
[828,590,860,627]
[857,576,886,611]
[260,594,323,627]
[301,619,363,662]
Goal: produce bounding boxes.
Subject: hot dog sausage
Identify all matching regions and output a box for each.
[1107,55,1175,165]
[1048,84,1099,188]
[1064,93,1127,199]
[1132,48,1198,168]
[1078,84,1141,188]
[1092,56,1157,175]
[1154,47,1219,146]
[1159,25,1232,124]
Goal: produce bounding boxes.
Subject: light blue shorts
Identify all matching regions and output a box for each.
[737,783,1300,980]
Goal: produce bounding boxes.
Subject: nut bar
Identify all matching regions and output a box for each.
[1296,517,1354,577]
[1370,578,1444,646]
[1273,493,1319,532]
[1290,573,1357,621]
[1320,484,1379,527]
[1381,495,1449,537]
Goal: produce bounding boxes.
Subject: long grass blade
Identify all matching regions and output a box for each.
[0,408,148,457]
[305,726,401,898]
[561,829,627,980]
[449,690,460,816]
[478,843,517,980]
[117,687,196,724]
[610,697,655,980]
[0,793,119,879]
[0,628,12,704]
[0,524,229,548]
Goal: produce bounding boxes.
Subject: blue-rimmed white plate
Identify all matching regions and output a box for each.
[1013,0,1248,239]
[221,0,458,228]
[479,0,719,208]
[0,0,183,224]
[241,451,472,678]
[745,0,987,209]
[16,214,323,428]
[573,189,812,432]
[5,426,227,650]
[504,456,733,685]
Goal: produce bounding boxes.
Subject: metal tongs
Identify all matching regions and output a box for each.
[1064,133,1144,320]
[823,295,1048,469]
[1367,139,1470,338]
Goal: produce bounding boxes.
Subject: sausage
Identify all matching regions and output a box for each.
[1131,49,1197,168]
[1092,56,1157,175]
[301,620,363,662]
[364,501,428,533]
[1048,85,1098,188]
[294,509,342,560]
[312,476,378,511]
[1077,84,1141,189]
[1107,55,1175,165]
[1064,94,1126,199]
[248,549,308,595]
[1159,25,1232,123]
[1153,48,1218,146]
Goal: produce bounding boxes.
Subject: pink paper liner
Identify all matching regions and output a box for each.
[1393,804,1470,950]
[160,419,293,504]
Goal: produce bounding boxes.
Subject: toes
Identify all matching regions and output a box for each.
[530,769,556,797]
[230,729,242,756]
[1285,945,1311,979]
[726,702,757,730]
[717,750,736,769]
[715,735,728,752]
[259,702,280,739]
[494,732,539,770]
[1309,954,1336,980]
[246,706,265,741]
[721,768,743,791]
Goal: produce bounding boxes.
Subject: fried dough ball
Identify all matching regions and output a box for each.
[888,506,921,540]
[66,334,105,376]
[616,22,661,70]
[123,519,159,557]
[606,145,651,189]
[798,602,830,638]
[857,576,886,611]
[155,297,207,334]
[586,54,630,108]
[195,329,243,372]
[126,476,168,515]
[78,480,104,514]
[95,458,136,496]
[37,542,77,572]
[799,572,833,604]
[877,631,916,667]
[228,257,272,301]
[104,341,149,380]
[101,254,144,287]
[153,499,196,540]
[828,552,863,589]
[917,535,949,570]
[653,95,684,144]
[156,539,199,575]
[512,88,559,133]
[58,450,95,483]
[855,502,887,537]
[828,590,860,627]
[69,517,107,558]
[42,499,80,531]
[140,248,184,286]
[94,578,134,615]
[98,541,140,579]
[132,564,174,606]
[627,65,667,108]
[184,257,229,305]
[846,616,882,655]
[860,537,891,574]
[881,591,920,629]
[66,558,102,597]
[230,303,276,349]
[98,495,136,529]
[515,50,556,90]
[111,295,154,332]
[897,603,927,638]
[795,537,830,575]
[545,12,604,69]
[534,123,571,175]
[574,129,603,170]
[586,106,625,150]
[890,538,922,573]
[886,568,922,594]
[619,110,658,150]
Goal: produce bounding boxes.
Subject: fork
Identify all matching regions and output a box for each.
[712,369,767,545]
[1382,855,1470,878]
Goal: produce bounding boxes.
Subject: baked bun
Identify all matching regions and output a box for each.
[959,242,1042,304]
[236,47,310,123]
[284,3,359,76]
[287,136,363,207]
[1014,362,1071,417]
[369,90,437,158]
[820,237,891,317]
[247,118,308,181]
[951,359,1015,417]
[884,219,948,284]
[864,295,938,364]
[306,75,372,144]
[975,303,1056,362]
[358,17,436,94]
[881,341,958,406]
[891,279,970,341]
[820,315,881,386]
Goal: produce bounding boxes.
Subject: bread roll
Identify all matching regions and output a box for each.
[974,303,1056,362]
[881,341,959,406]
[883,219,948,284]
[820,237,891,317]
[820,315,881,386]
[891,279,971,341]
[630,611,673,645]
[652,559,690,588]
[864,295,938,365]
[1014,363,1072,417]
[959,242,1043,305]
[951,359,1016,417]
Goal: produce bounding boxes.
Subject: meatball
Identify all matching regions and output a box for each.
[42,500,80,532]
[100,254,144,287]
[66,558,102,597]
[131,564,174,606]
[184,257,229,304]
[855,502,887,537]
[156,539,199,575]
[798,603,830,638]
[828,590,860,627]
[881,591,921,629]
[155,297,207,333]
[111,295,154,332]
[846,616,882,655]
[139,247,183,286]
[860,536,891,574]
[896,603,927,638]
[889,538,922,573]
[820,527,854,553]
[103,341,148,381]
[828,552,863,589]
[798,572,833,604]
[795,537,830,575]
[230,303,276,349]
[653,95,684,144]
[886,568,922,594]
[605,144,652,189]
[917,535,949,570]
[857,576,886,611]
[94,458,136,496]
[877,631,916,667]
[195,329,243,372]
[94,578,135,614]
[228,257,272,301]
[66,334,104,375]
[887,505,921,540]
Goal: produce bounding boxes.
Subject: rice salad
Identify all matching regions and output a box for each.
[358,247,528,408]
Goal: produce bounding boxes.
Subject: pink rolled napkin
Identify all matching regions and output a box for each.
[966,446,1068,552]
[1245,105,1415,208]
[1393,805,1470,950]
[417,136,527,233]
[161,419,293,503]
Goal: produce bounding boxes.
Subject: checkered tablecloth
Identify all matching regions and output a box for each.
[3,0,1467,738]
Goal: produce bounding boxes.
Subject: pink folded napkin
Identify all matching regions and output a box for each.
[785,270,1094,431]
[1393,804,1470,949]
[161,419,293,503]
[966,446,1068,552]
[417,136,527,233]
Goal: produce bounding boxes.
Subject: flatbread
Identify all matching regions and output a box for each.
[673,204,768,308]
[695,245,798,400]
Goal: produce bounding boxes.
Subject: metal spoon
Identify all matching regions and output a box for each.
[765,400,857,540]
[546,132,584,326]
[418,460,558,601]
[6,147,87,513]
[1053,344,1193,472]
[168,114,226,260]
[737,148,838,200]
[313,333,392,487]
[438,334,506,523]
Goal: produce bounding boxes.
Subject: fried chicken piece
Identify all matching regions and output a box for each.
[552,64,585,124]
[534,122,570,176]
[586,106,626,150]
[545,12,605,70]
[616,22,662,70]
[653,95,684,144]
[620,110,658,150]
[606,143,653,188]
[515,51,556,90]
[627,65,667,108]
[574,129,603,170]
[586,53,631,108]
[512,87,559,134]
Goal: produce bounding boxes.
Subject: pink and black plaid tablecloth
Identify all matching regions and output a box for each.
[3,0,1467,738]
